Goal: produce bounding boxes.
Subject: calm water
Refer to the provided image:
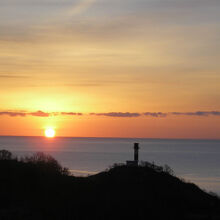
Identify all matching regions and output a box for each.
[0,136,219,194]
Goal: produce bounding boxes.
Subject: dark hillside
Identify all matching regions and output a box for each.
[0,150,219,220]
[87,165,220,219]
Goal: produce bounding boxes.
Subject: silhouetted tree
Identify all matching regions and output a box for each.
[21,152,69,175]
[163,164,174,176]
[0,149,13,160]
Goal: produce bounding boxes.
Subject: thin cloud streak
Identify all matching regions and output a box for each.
[171,111,220,116]
[0,75,28,79]
[0,111,83,118]
[68,0,97,16]
[0,111,220,118]
[0,111,51,117]
[61,112,83,116]
[0,111,26,117]
[143,112,167,117]
[29,111,50,117]
[90,112,141,118]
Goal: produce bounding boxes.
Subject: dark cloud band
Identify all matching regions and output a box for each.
[143,112,167,117]
[171,111,220,116]
[0,111,220,118]
[0,111,26,117]
[90,112,141,117]
[61,112,83,116]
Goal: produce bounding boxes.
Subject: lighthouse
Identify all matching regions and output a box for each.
[126,143,140,166]
[134,142,139,162]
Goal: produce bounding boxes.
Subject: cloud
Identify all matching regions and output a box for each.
[0,110,220,118]
[143,111,220,117]
[0,111,26,117]
[68,0,97,16]
[29,111,50,117]
[210,111,220,116]
[61,112,83,116]
[90,112,141,117]
[171,111,220,117]
[90,111,220,118]
[0,111,51,117]
[143,112,167,117]
[0,74,28,79]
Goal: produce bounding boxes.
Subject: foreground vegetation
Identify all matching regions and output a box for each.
[0,150,219,220]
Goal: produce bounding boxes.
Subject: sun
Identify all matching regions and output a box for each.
[45,128,55,138]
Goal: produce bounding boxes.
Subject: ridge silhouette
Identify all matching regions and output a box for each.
[0,150,219,220]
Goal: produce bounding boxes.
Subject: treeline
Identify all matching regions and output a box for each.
[0,149,69,176]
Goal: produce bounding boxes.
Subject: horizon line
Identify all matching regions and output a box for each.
[0,135,219,141]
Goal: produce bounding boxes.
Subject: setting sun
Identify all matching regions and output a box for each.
[45,128,55,138]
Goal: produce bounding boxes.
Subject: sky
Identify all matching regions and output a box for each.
[0,0,220,139]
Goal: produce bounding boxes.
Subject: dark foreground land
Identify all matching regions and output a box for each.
[0,150,220,220]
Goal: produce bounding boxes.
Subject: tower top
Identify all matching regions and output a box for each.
[134,142,139,150]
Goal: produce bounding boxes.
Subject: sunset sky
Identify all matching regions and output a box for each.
[0,0,220,139]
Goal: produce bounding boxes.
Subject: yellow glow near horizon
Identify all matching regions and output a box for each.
[45,128,55,138]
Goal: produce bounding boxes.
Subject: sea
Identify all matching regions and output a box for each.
[0,136,219,195]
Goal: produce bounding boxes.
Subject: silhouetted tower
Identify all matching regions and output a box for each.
[126,143,140,166]
[134,143,139,162]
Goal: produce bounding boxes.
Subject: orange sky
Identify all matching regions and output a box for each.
[0,0,220,139]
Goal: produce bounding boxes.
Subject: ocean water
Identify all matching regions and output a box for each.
[0,136,219,195]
